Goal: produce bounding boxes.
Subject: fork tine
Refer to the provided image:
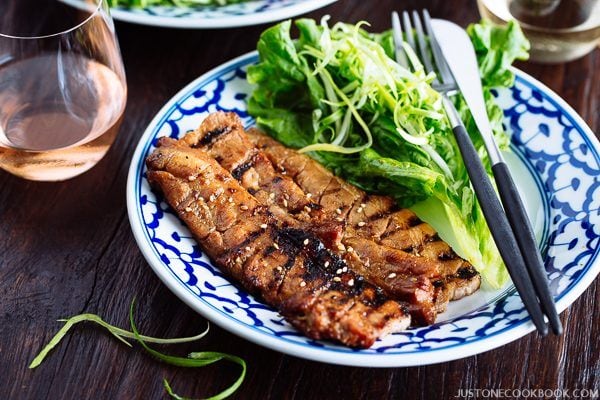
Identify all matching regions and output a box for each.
[411,11,437,81]
[422,9,454,85]
[391,12,410,70]
[401,11,417,56]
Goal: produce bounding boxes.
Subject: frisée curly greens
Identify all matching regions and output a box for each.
[247,17,529,288]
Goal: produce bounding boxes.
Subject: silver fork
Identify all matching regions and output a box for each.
[392,10,562,336]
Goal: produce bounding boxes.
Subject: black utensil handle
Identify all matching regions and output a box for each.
[492,162,563,335]
[451,123,548,336]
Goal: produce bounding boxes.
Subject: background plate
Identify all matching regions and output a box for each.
[107,0,338,28]
[126,51,600,367]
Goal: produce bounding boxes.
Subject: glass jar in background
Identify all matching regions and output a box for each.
[0,0,127,181]
[477,0,600,63]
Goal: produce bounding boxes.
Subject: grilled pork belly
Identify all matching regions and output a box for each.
[146,138,411,348]
[179,112,480,324]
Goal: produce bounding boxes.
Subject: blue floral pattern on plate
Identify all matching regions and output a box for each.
[127,52,600,366]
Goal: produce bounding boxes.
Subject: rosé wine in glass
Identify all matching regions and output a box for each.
[0,0,127,181]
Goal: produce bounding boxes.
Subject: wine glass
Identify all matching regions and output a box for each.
[0,0,127,181]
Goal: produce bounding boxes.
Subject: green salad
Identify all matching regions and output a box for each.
[107,0,248,7]
[247,18,529,288]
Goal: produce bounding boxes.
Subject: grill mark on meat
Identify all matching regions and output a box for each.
[225,228,264,256]
[440,265,481,305]
[306,173,335,205]
[409,215,423,227]
[320,185,358,217]
[146,136,410,347]
[195,126,231,147]
[438,249,458,261]
[456,266,479,279]
[232,152,258,180]
[432,279,445,288]
[377,213,399,241]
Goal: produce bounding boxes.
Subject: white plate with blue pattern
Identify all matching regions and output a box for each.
[106,0,337,29]
[126,51,600,366]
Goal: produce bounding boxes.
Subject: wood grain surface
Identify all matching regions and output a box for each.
[1,0,598,399]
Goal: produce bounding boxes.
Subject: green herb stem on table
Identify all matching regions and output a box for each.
[29,299,246,400]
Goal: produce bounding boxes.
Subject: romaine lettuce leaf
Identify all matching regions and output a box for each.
[468,19,530,88]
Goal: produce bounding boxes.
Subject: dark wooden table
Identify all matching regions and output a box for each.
[1,0,599,399]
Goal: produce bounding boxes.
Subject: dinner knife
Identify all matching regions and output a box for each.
[431,19,563,335]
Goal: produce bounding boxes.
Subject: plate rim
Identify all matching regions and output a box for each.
[126,50,600,367]
[110,0,338,29]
